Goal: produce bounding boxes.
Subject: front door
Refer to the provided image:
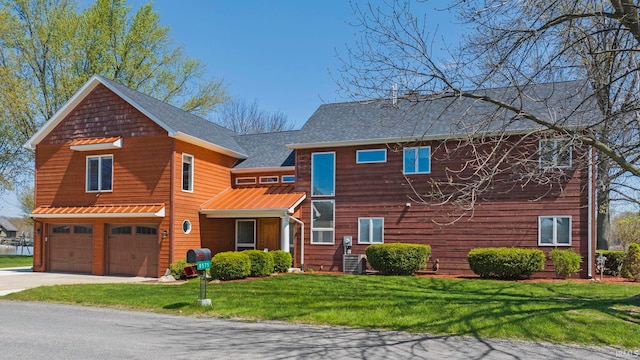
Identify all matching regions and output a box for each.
[257,219,280,251]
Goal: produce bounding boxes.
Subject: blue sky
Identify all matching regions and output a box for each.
[1,0,459,217]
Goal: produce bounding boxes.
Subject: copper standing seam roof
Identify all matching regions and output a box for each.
[31,203,166,218]
[200,185,306,216]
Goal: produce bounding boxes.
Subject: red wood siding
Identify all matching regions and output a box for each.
[296,141,593,278]
[200,217,236,254]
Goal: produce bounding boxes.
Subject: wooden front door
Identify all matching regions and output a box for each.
[257,219,280,251]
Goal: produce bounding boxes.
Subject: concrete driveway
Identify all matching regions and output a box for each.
[0,267,153,296]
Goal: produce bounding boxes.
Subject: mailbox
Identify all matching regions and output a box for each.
[187,248,211,263]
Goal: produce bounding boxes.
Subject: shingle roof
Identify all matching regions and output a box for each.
[96,76,247,157]
[233,130,298,169]
[0,217,18,232]
[289,80,598,148]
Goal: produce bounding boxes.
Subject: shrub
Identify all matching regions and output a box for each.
[598,250,625,276]
[549,249,582,279]
[169,259,191,280]
[468,247,545,280]
[270,250,292,273]
[621,243,640,281]
[365,243,431,275]
[244,250,275,277]
[210,252,251,280]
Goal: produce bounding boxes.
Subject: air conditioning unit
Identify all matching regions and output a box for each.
[343,254,365,274]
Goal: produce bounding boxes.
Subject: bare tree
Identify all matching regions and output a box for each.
[338,0,640,245]
[213,98,295,134]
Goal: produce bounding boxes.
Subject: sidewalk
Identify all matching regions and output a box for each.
[0,267,152,296]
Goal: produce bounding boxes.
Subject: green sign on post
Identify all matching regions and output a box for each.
[196,260,211,271]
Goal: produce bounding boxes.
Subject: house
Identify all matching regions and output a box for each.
[0,217,19,239]
[25,76,597,278]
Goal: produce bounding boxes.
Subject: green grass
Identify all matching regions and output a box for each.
[0,255,33,268]
[4,274,640,348]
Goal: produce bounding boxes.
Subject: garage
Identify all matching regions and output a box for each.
[48,224,93,273]
[107,224,159,277]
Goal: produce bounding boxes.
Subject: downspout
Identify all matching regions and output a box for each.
[587,147,594,278]
[288,215,305,271]
[169,140,176,266]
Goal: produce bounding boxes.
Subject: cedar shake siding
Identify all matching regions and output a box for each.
[296,141,591,278]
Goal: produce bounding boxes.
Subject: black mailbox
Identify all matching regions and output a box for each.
[187,248,211,263]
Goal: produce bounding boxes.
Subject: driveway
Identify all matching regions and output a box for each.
[0,267,153,296]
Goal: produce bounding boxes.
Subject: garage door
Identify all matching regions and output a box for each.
[107,224,159,277]
[48,225,93,273]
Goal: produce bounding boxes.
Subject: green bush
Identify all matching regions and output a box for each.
[549,249,582,279]
[169,259,191,280]
[270,250,292,273]
[365,243,431,275]
[244,250,275,277]
[468,247,545,280]
[621,243,640,281]
[598,250,625,276]
[210,252,251,280]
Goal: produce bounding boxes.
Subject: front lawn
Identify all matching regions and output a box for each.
[0,255,33,268]
[4,274,640,348]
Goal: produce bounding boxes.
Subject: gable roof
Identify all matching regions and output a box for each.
[288,80,598,149]
[233,130,298,171]
[0,217,18,232]
[24,75,248,159]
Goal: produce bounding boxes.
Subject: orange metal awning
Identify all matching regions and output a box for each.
[31,203,165,218]
[200,185,306,218]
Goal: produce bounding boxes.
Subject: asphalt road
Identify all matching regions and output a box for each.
[0,301,625,360]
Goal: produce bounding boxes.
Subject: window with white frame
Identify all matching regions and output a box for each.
[259,176,279,184]
[538,216,571,246]
[358,218,384,244]
[311,200,334,244]
[182,154,194,192]
[311,152,335,196]
[235,177,256,185]
[539,139,572,168]
[236,220,256,250]
[86,155,113,192]
[281,175,295,183]
[356,149,387,164]
[403,146,431,174]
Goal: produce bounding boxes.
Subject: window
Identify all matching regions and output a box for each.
[311,152,335,196]
[181,220,192,234]
[236,220,256,250]
[356,149,387,164]
[236,177,256,185]
[136,226,157,235]
[111,226,132,235]
[182,154,194,192]
[358,218,384,244]
[538,216,571,246]
[403,147,430,174]
[281,175,295,183]
[259,176,279,184]
[539,139,572,168]
[311,200,334,244]
[52,225,70,234]
[73,225,93,234]
[86,155,113,192]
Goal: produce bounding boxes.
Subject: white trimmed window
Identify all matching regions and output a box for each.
[86,155,113,192]
[539,139,572,168]
[403,146,431,174]
[538,216,571,246]
[259,176,279,184]
[182,154,194,192]
[311,200,334,244]
[236,177,256,185]
[311,152,335,196]
[358,218,384,244]
[236,220,256,250]
[356,149,387,164]
[281,175,295,183]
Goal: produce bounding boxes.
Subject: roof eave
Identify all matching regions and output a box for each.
[201,209,291,218]
[172,132,248,159]
[231,166,295,174]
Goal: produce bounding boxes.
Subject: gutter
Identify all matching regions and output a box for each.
[588,147,594,278]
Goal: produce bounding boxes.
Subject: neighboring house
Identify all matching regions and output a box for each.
[0,217,19,239]
[25,76,597,278]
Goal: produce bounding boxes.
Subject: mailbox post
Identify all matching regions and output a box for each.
[186,248,212,306]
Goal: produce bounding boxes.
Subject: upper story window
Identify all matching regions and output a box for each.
[403,146,431,174]
[538,216,571,246]
[259,176,279,184]
[236,177,257,185]
[87,155,113,192]
[281,175,295,183]
[311,152,335,196]
[182,154,194,192]
[356,149,387,164]
[539,139,572,168]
